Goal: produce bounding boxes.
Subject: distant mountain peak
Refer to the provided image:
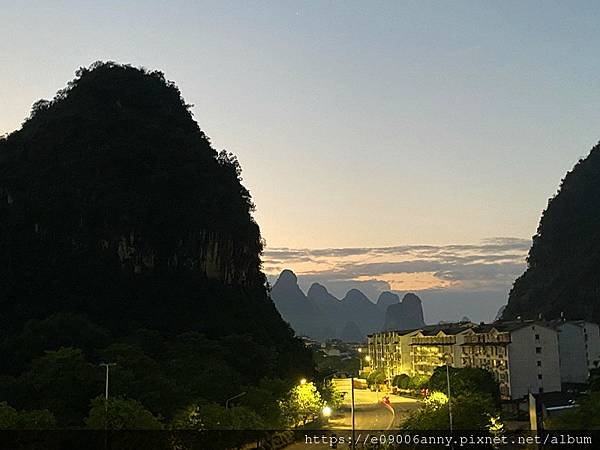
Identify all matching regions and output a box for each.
[377,291,400,311]
[276,269,298,285]
[307,282,328,297]
[383,292,425,331]
[344,288,371,302]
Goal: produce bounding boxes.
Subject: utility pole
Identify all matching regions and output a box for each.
[351,377,356,450]
[99,363,116,430]
[445,356,453,433]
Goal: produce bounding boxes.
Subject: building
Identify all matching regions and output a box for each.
[368,320,566,400]
[411,323,473,375]
[367,329,419,381]
[554,320,600,384]
[460,321,563,399]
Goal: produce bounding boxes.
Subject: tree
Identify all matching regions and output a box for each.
[85,396,162,430]
[428,366,500,405]
[403,393,498,430]
[367,370,385,387]
[392,373,410,389]
[18,347,100,426]
[98,343,180,416]
[279,382,323,426]
[0,402,56,429]
[547,392,600,430]
[408,374,429,390]
[240,378,292,428]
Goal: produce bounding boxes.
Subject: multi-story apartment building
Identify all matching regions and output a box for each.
[368,329,419,381]
[368,320,566,400]
[554,320,600,384]
[460,321,563,399]
[411,324,474,375]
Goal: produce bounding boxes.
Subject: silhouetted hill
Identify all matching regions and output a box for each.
[307,282,344,336]
[271,271,387,341]
[340,289,384,337]
[503,141,600,323]
[376,291,400,311]
[270,270,332,340]
[0,62,311,425]
[383,293,426,331]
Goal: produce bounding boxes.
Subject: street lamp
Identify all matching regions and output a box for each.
[99,362,116,431]
[300,378,307,385]
[443,353,453,433]
[225,391,247,409]
[322,405,332,418]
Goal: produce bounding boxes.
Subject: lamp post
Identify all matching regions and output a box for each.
[444,354,453,433]
[99,362,116,431]
[225,391,247,409]
[350,376,356,450]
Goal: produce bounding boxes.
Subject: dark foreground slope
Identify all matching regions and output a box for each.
[0,62,311,425]
[504,141,600,323]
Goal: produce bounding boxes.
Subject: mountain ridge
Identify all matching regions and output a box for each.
[270,269,426,341]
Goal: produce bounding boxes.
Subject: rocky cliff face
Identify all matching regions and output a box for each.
[0,63,310,377]
[503,142,600,323]
[383,293,426,331]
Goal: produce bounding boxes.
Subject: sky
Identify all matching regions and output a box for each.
[2,1,600,322]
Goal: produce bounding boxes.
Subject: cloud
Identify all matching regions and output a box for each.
[263,238,530,322]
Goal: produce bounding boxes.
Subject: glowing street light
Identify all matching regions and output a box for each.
[300,378,307,385]
[322,405,332,417]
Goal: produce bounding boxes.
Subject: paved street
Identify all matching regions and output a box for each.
[285,379,420,449]
[328,378,419,430]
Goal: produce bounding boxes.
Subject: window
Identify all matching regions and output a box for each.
[538,374,543,380]
[539,387,544,393]
[536,347,542,354]
[535,334,540,340]
[537,361,542,367]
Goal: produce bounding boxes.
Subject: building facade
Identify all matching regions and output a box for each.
[555,320,600,384]
[368,320,572,400]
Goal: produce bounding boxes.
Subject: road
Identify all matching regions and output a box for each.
[285,379,419,449]
[328,378,419,430]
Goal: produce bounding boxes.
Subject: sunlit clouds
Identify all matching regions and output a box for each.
[263,237,529,298]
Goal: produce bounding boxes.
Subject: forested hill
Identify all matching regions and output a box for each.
[0,62,311,426]
[504,141,600,323]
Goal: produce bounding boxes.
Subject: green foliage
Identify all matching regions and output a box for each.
[172,403,263,430]
[319,380,344,410]
[279,382,324,426]
[0,402,56,429]
[547,392,600,430]
[0,61,314,428]
[428,366,500,405]
[392,373,411,389]
[403,393,498,431]
[366,370,386,387]
[18,347,101,426]
[408,374,429,390]
[85,396,162,430]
